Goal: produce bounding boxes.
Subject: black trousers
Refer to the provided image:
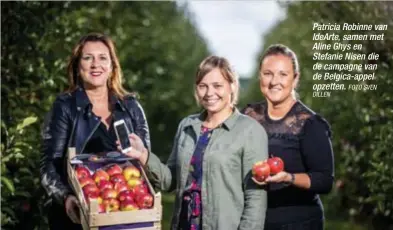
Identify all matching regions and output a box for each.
[265,218,324,230]
[48,202,82,230]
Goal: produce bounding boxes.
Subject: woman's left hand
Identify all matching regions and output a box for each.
[252,171,292,185]
[116,133,148,165]
[265,171,292,183]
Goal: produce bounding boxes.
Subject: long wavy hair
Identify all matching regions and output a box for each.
[66,33,130,99]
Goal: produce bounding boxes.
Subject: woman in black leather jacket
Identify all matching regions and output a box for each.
[40,33,151,229]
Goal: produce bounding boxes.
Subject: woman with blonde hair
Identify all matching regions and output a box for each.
[122,56,269,230]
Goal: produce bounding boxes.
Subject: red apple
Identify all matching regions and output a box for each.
[79,177,95,188]
[267,157,284,175]
[135,193,154,209]
[106,164,123,176]
[84,191,103,205]
[97,180,113,191]
[132,184,149,196]
[103,198,120,212]
[118,190,135,202]
[127,178,143,188]
[75,165,91,180]
[114,182,129,193]
[93,169,110,183]
[98,204,106,213]
[120,199,139,211]
[110,174,126,184]
[252,161,270,182]
[101,188,118,200]
[83,184,100,196]
[123,165,141,180]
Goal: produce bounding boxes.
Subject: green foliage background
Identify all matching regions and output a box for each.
[1,1,393,230]
[240,1,393,229]
[1,2,208,229]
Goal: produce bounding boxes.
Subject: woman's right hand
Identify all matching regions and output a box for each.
[117,133,148,166]
[64,195,81,224]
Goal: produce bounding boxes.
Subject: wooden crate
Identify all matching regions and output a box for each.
[67,148,162,230]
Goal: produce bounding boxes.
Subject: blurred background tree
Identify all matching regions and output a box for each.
[240,1,393,229]
[1,1,208,229]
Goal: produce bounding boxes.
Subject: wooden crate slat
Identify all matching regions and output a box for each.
[90,208,161,226]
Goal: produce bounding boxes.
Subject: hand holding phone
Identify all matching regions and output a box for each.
[114,119,132,154]
[116,133,149,166]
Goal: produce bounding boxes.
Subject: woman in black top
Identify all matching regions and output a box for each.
[242,44,334,230]
[40,33,150,230]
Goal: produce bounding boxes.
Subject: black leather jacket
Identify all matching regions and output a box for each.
[40,87,151,205]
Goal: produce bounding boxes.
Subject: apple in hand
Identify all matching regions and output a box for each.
[267,157,284,175]
[93,169,110,183]
[114,182,129,193]
[252,161,270,182]
[97,180,113,191]
[106,164,123,176]
[103,198,120,212]
[79,177,95,188]
[75,165,91,180]
[118,190,135,202]
[120,199,139,211]
[123,165,141,180]
[135,193,154,209]
[110,174,126,184]
[101,188,118,200]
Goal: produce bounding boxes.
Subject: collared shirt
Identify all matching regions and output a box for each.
[146,108,269,230]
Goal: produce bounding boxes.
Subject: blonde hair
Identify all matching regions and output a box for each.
[194,56,239,107]
[259,44,299,75]
[66,33,130,99]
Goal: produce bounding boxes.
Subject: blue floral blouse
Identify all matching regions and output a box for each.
[178,126,212,230]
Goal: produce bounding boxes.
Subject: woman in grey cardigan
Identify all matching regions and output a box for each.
[122,56,269,230]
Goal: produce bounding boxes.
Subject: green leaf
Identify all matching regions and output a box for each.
[14,190,32,198]
[12,147,22,154]
[1,154,12,163]
[1,177,15,194]
[19,167,33,175]
[2,207,17,221]
[14,152,25,159]
[16,116,38,131]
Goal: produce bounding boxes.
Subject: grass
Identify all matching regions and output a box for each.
[161,193,175,230]
[160,194,367,230]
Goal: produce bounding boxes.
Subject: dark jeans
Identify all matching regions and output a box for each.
[265,218,324,230]
[48,202,82,230]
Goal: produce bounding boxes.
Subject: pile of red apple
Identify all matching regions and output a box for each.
[252,157,284,183]
[75,163,154,213]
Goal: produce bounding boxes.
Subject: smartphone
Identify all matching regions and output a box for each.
[114,119,132,154]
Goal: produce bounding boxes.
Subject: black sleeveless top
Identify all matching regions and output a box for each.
[242,100,334,225]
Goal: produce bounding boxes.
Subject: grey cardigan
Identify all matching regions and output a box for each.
[146,109,268,230]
